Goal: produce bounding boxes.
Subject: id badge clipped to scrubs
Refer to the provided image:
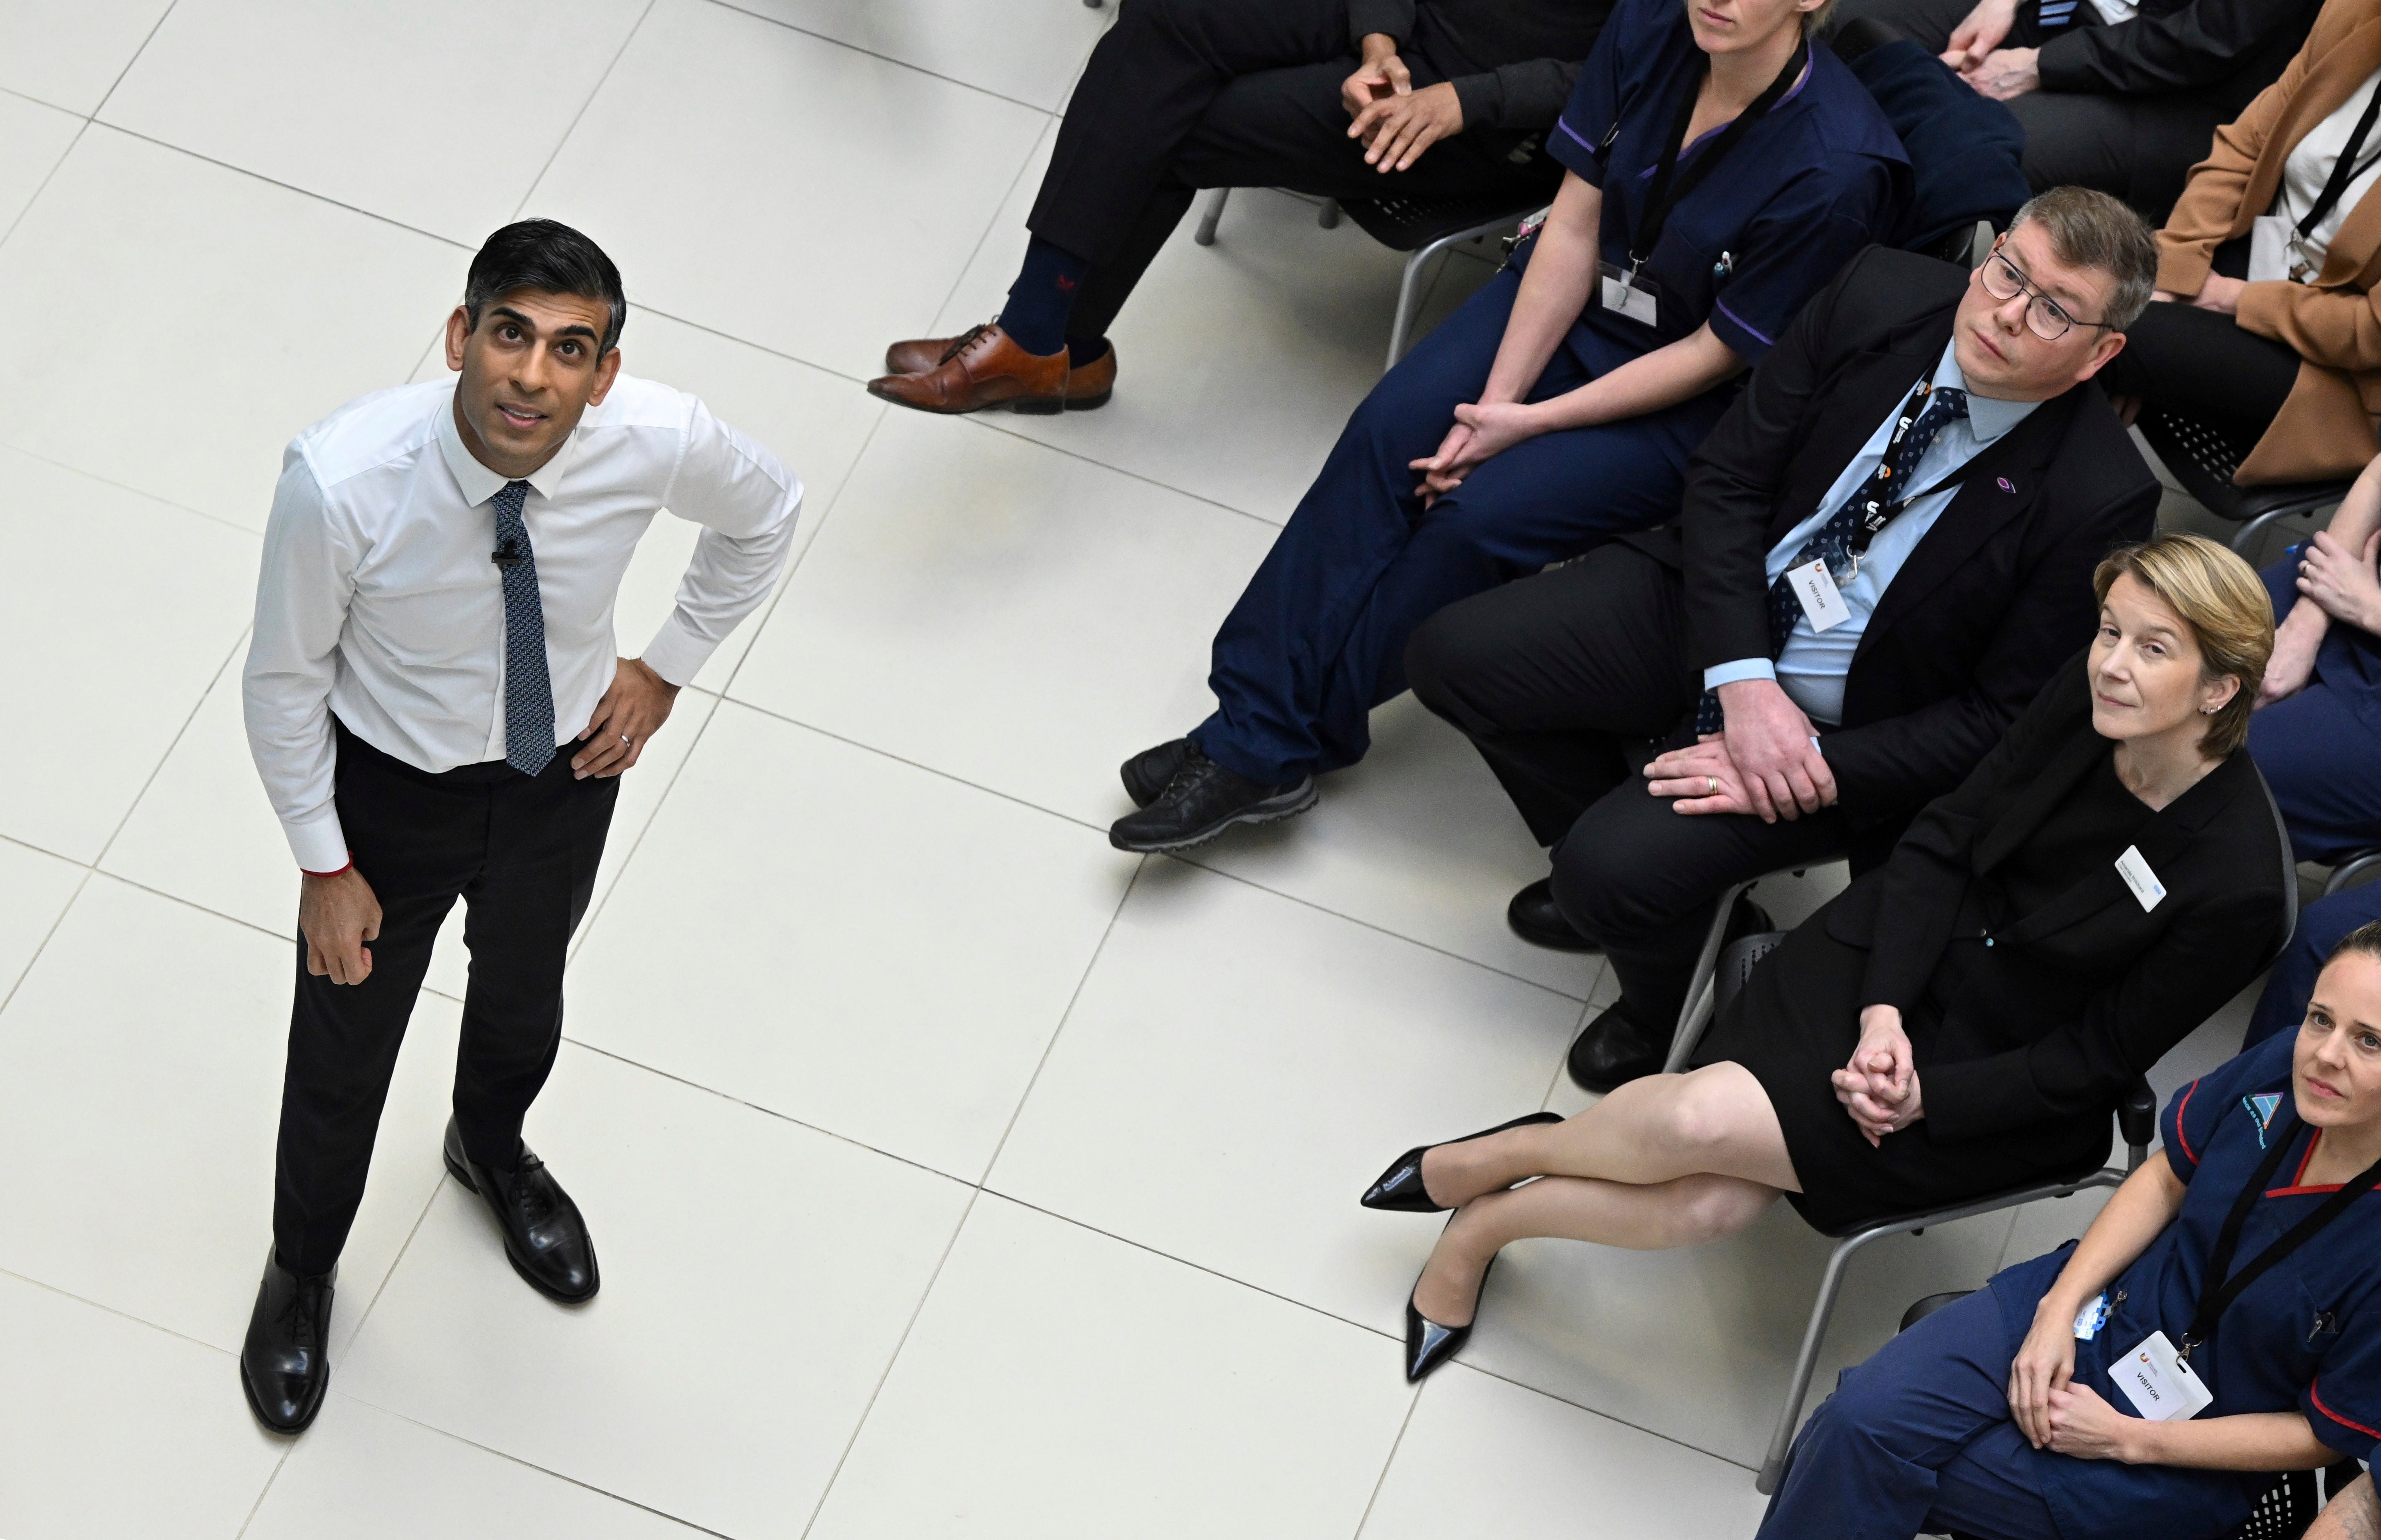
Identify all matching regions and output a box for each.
[1599,262,1659,326]
[2108,1330,2216,1421]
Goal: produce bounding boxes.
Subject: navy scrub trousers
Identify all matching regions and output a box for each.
[1188,263,1721,786]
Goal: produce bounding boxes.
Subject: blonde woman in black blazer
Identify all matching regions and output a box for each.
[1362,534,2290,1381]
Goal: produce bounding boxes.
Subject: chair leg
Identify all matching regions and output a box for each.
[1386,247,1432,372]
[1318,199,1341,229]
[1663,879,1755,1074]
[1758,1231,1874,1495]
[1194,187,1230,247]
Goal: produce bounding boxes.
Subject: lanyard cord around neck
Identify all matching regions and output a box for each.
[1630,34,1809,271]
[2183,1114,2381,1362]
[2296,81,2381,247]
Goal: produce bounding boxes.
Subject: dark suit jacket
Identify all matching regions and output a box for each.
[2038,0,2323,119]
[1620,244,2162,870]
[1823,661,2292,1144]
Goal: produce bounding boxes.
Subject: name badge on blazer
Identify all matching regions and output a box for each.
[2114,845,2166,913]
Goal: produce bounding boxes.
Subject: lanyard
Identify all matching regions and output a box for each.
[2295,81,2381,250]
[1845,380,1973,556]
[2181,1113,2381,1363]
[1629,36,1809,271]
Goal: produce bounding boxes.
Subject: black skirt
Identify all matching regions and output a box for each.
[1691,921,2111,1233]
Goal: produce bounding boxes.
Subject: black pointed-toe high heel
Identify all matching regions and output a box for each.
[1360,1112,1564,1213]
[1405,1254,1496,1382]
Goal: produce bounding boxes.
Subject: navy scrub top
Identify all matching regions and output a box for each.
[1986,1031,2381,1540]
[1535,0,1908,380]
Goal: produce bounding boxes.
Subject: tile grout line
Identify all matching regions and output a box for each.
[86,0,182,120]
[230,1446,296,1540]
[795,1186,988,1540]
[701,0,1081,117]
[564,690,728,964]
[1349,1381,1427,1540]
[0,868,93,1020]
[0,436,262,536]
[0,116,89,257]
[509,0,660,223]
[90,627,252,872]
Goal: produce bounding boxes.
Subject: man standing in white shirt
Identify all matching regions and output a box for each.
[239,220,800,1434]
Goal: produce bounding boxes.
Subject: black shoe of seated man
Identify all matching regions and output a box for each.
[1565,896,1774,1093]
[442,1118,600,1304]
[241,1251,333,1434]
[1120,737,1194,809]
[1506,877,1600,953]
[1107,748,1316,852]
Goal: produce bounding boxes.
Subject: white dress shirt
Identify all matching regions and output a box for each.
[245,374,801,871]
[1702,343,2038,724]
[2275,67,2381,278]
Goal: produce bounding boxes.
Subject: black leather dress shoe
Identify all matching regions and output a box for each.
[1361,1111,1566,1212]
[1120,738,1193,808]
[443,1118,600,1303]
[241,1251,333,1434]
[1506,878,1599,952]
[1108,748,1315,852]
[1565,1002,1672,1093]
[1405,1254,1497,1383]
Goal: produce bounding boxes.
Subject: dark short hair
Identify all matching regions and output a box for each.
[463,219,626,354]
[2329,919,2381,972]
[2007,187,2159,330]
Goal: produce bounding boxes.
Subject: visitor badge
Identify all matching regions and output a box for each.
[2108,1330,2215,1421]
[2074,1291,2111,1340]
[1785,558,1853,633]
[1599,262,1658,326]
[2114,845,2166,913]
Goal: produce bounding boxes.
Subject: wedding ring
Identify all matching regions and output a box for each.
[620,733,632,744]
[1707,776,1720,796]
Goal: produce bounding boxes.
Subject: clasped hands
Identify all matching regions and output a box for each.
[1341,34,1465,174]
[2010,1301,2145,1460]
[297,655,677,987]
[1833,1004,1925,1147]
[1939,0,2040,99]
[2259,525,2381,705]
[1643,677,1837,823]
[1409,401,1543,505]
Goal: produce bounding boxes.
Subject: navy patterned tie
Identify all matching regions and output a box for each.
[490,479,556,776]
[1693,384,1968,734]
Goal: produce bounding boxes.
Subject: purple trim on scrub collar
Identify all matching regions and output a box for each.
[1640,49,1816,174]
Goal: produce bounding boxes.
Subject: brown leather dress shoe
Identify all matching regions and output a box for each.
[883,333,960,375]
[868,323,1068,414]
[1063,343,1115,410]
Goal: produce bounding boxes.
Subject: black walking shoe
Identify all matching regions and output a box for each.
[1506,878,1599,952]
[240,1250,333,1434]
[1120,738,1194,809]
[1564,1001,1673,1093]
[1361,1112,1567,1212]
[443,1118,600,1304]
[1107,749,1315,852]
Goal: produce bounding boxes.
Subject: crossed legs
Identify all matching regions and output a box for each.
[1407,1062,1802,1324]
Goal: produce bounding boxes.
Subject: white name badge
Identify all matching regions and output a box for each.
[1785,558,1854,633]
[1599,262,1658,326]
[2115,845,2167,913]
[2108,1330,2215,1421]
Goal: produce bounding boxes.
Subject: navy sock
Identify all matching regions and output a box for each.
[1066,335,1109,369]
[1000,236,1087,356]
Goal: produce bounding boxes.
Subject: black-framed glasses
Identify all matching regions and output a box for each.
[1978,243,2116,341]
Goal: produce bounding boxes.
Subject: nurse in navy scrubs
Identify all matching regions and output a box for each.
[1108,0,1911,853]
[1762,922,2381,1540]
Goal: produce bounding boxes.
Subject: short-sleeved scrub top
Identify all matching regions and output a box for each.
[1985,1030,2381,1540]
[1528,0,1909,389]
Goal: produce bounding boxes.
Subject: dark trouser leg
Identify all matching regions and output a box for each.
[1028,0,1349,266]
[451,749,619,1170]
[1555,780,1850,1029]
[1065,54,1563,346]
[272,726,479,1276]
[1822,0,1979,53]
[2244,657,2381,866]
[1406,544,1702,845]
[2097,298,2303,459]
[2007,89,2228,224]
[1759,1287,2060,1540]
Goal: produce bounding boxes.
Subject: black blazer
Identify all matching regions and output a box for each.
[1619,245,2161,869]
[1822,661,2292,1145]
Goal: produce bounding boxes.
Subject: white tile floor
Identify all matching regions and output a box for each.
[0,6,2299,1536]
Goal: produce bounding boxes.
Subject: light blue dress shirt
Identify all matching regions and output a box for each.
[1701,342,2038,724]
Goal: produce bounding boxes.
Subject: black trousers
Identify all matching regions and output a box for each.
[1407,545,1850,1028]
[2097,238,2302,459]
[272,719,618,1275]
[1828,0,2225,222]
[1029,0,1562,342]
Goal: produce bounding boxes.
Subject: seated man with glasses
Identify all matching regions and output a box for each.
[1407,186,2162,1092]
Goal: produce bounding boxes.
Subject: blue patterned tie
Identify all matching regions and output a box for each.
[1693,385,1968,734]
[490,479,556,776]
